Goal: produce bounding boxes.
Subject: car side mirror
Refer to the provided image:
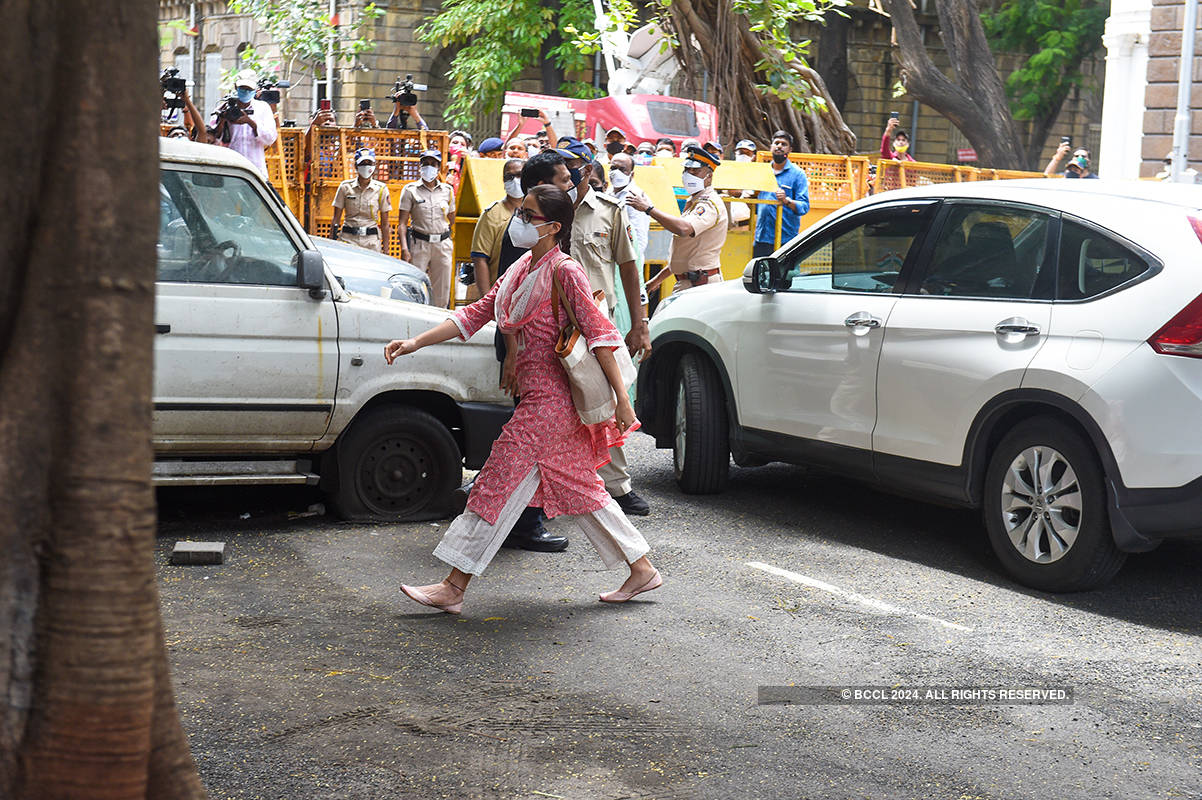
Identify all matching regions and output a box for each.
[296,249,326,298]
[743,256,779,294]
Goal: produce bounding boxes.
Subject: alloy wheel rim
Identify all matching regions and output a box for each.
[1000,445,1082,564]
[674,381,687,474]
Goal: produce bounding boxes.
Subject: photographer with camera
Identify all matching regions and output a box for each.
[161,68,206,143]
[212,70,278,179]
[383,75,430,131]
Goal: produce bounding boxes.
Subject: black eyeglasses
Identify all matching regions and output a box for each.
[513,208,550,224]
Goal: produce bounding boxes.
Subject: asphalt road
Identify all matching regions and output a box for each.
[156,434,1202,800]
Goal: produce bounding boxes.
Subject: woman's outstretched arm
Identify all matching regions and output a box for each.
[384,319,461,364]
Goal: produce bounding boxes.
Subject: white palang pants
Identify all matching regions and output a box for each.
[432,467,650,576]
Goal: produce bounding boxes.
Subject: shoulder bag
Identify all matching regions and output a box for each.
[551,268,638,425]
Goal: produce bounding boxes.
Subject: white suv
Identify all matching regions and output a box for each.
[637,180,1202,591]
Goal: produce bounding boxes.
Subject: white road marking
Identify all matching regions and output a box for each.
[746,561,974,632]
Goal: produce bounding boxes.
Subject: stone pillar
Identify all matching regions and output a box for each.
[1100,0,1152,179]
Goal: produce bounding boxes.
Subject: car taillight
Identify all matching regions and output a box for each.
[1189,215,1202,245]
[1149,292,1202,358]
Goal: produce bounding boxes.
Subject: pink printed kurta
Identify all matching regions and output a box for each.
[452,252,627,525]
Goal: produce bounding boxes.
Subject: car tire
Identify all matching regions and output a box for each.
[982,417,1125,592]
[330,407,461,521]
[672,353,729,494]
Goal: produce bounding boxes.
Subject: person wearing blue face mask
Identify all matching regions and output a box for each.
[212,70,278,179]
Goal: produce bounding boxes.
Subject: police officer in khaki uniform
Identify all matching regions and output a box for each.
[552,139,652,517]
[331,148,392,253]
[398,149,456,307]
[629,145,727,294]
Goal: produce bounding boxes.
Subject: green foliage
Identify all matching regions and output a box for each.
[228,0,384,69]
[419,0,603,127]
[733,0,849,113]
[983,0,1109,121]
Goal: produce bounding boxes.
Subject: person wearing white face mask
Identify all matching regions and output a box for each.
[627,145,728,294]
[330,148,392,254]
[212,70,278,179]
[398,149,457,307]
[733,139,757,162]
[470,158,526,295]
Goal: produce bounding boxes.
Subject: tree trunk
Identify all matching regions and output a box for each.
[879,0,1027,169]
[666,0,857,154]
[0,1,206,798]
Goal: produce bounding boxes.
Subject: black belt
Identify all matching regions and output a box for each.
[412,229,452,242]
[342,225,379,235]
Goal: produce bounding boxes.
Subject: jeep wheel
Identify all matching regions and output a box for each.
[982,417,1125,592]
[331,407,461,521]
[672,353,729,494]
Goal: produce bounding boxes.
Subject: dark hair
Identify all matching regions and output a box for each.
[503,158,524,177]
[528,185,574,254]
[591,162,606,182]
[656,137,674,148]
[772,130,794,147]
[520,150,566,193]
[893,129,910,140]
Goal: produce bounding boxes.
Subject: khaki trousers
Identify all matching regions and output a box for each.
[599,443,632,497]
[410,236,454,308]
[338,231,381,252]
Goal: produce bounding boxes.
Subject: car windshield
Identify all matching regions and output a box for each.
[158,169,299,286]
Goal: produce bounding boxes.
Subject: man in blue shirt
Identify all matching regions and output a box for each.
[753,130,810,257]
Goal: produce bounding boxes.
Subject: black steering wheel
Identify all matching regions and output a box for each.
[194,240,242,283]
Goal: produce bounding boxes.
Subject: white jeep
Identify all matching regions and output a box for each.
[154,138,509,519]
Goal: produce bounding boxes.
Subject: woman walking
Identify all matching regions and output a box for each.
[384,185,661,614]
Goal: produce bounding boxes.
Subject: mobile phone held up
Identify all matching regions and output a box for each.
[520,108,540,118]
[319,98,332,112]
[359,99,371,111]
[890,111,900,120]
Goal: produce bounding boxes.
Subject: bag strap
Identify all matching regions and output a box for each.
[550,259,582,333]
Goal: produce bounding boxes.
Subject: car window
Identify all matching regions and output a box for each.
[157,169,298,286]
[1057,220,1150,300]
[918,204,1054,299]
[781,206,929,294]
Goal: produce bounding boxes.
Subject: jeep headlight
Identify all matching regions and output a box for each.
[387,272,431,305]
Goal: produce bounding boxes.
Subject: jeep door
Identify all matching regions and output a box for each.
[735,202,937,461]
[154,166,338,450]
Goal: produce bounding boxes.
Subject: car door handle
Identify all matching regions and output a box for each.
[994,319,1040,337]
[155,324,171,334]
[844,313,881,329]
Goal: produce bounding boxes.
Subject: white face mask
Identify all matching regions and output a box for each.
[610,169,630,189]
[356,164,375,179]
[507,215,553,249]
[735,153,753,162]
[681,173,705,195]
[504,177,523,199]
[567,185,578,203]
[655,149,674,159]
[420,165,439,182]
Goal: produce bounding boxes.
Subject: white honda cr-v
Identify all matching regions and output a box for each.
[637,180,1202,591]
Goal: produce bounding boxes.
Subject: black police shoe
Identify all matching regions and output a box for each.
[502,520,569,552]
[614,490,651,516]
[448,479,474,516]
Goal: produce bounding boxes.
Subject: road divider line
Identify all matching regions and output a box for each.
[746,561,974,632]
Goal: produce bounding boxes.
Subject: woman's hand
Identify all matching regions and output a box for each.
[499,353,519,396]
[614,399,637,433]
[384,338,419,364]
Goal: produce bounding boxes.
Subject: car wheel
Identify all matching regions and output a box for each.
[331,407,461,521]
[982,417,1125,592]
[672,353,729,494]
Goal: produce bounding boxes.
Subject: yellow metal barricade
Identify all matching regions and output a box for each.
[307,127,450,265]
[264,127,305,223]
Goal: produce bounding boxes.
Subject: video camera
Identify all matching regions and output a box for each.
[386,74,426,107]
[256,75,291,105]
[216,95,251,123]
[161,67,187,110]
